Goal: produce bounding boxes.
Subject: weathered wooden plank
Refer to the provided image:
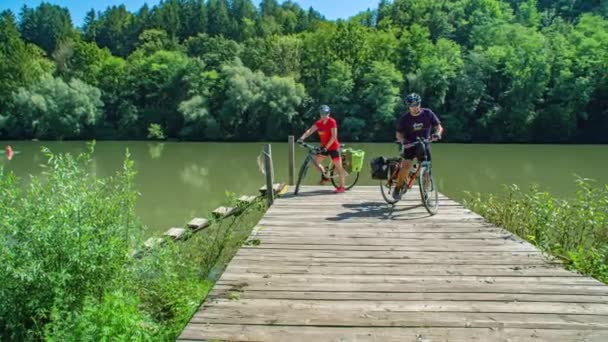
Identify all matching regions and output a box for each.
[223,263,580,277]
[144,237,165,249]
[238,195,258,204]
[259,183,288,196]
[255,222,499,231]
[192,308,608,330]
[236,240,535,250]
[270,202,462,207]
[265,203,464,209]
[248,235,528,244]
[187,218,210,231]
[208,288,608,304]
[235,249,546,258]
[261,216,487,223]
[253,232,513,240]
[179,325,608,342]
[240,243,538,252]
[229,257,558,266]
[213,281,608,295]
[212,206,235,218]
[199,298,608,316]
[219,273,601,286]
[235,247,546,257]
[164,227,187,241]
[256,220,496,228]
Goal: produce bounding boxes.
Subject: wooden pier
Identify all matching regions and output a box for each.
[178,186,608,341]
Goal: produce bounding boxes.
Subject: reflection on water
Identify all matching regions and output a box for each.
[148,142,165,160]
[2,141,607,233]
[180,164,210,189]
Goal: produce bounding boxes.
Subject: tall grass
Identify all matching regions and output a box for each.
[0,144,265,340]
[464,178,608,283]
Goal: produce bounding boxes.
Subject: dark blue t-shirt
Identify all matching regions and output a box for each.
[396,108,440,142]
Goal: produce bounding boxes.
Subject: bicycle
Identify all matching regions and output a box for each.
[379,136,439,215]
[294,141,360,195]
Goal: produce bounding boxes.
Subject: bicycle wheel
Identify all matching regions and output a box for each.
[380,161,403,205]
[330,164,360,190]
[294,157,311,196]
[419,167,439,215]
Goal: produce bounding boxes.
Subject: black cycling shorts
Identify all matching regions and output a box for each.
[401,144,431,162]
[321,149,340,160]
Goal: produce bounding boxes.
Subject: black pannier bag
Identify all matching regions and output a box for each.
[370,156,389,180]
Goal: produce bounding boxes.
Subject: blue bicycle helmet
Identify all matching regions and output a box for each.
[319,105,331,115]
[404,93,421,107]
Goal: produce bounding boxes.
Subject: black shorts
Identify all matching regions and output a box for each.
[401,144,431,161]
[321,149,340,160]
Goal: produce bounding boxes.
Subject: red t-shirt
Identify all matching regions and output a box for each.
[315,117,340,151]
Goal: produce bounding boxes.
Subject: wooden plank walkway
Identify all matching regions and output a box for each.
[179,186,608,342]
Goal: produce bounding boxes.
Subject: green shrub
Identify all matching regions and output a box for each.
[0,144,266,340]
[465,177,608,283]
[0,143,140,340]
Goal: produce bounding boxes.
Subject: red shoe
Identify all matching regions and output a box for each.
[333,186,345,193]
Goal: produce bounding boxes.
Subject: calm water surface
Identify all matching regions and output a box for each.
[2,141,606,233]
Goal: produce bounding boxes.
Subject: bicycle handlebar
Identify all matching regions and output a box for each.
[297,140,323,153]
[397,136,439,149]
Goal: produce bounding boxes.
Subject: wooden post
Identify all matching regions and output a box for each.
[288,135,295,185]
[263,144,274,206]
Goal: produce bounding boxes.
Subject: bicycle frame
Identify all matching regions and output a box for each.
[298,142,334,172]
[389,137,433,189]
[295,141,361,195]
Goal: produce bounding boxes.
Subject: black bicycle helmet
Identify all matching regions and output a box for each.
[319,105,331,115]
[404,93,421,107]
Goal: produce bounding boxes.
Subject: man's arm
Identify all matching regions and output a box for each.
[433,124,444,139]
[396,131,405,143]
[299,124,317,141]
[429,110,444,139]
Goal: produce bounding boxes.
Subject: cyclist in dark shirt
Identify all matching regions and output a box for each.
[394,93,444,200]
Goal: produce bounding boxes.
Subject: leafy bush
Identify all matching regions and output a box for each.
[465,177,608,283]
[0,143,139,340]
[0,144,266,340]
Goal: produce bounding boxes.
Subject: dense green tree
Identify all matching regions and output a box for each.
[218,60,305,139]
[0,11,53,130]
[253,35,303,77]
[377,0,454,40]
[184,34,242,69]
[318,60,355,124]
[53,39,110,84]
[90,5,136,57]
[568,14,608,142]
[151,0,181,38]
[359,61,404,139]
[230,0,258,41]
[82,9,98,42]
[450,0,514,46]
[300,23,338,100]
[0,0,606,143]
[536,0,608,22]
[207,0,234,37]
[9,75,102,139]
[19,3,73,55]
[407,38,463,111]
[177,0,207,40]
[469,22,551,141]
[136,29,180,55]
[126,50,197,137]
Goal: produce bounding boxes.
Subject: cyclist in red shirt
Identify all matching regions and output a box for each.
[297,105,346,193]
